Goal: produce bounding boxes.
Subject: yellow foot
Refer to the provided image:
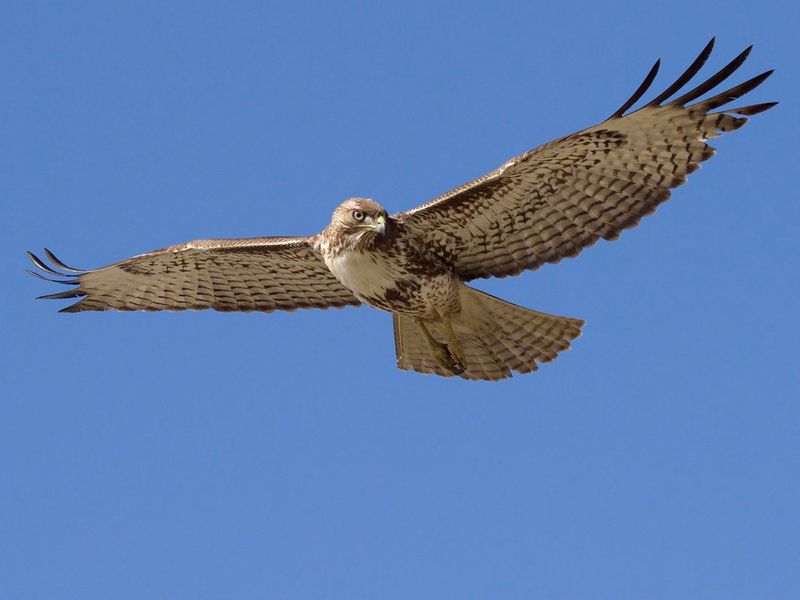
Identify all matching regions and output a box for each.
[426,341,464,375]
[441,316,466,375]
[449,353,466,375]
[416,318,466,375]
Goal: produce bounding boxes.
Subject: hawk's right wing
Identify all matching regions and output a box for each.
[28,237,361,313]
[394,39,776,281]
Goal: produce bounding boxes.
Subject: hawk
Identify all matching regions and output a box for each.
[28,40,775,380]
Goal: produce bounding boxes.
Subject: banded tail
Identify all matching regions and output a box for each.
[393,286,583,381]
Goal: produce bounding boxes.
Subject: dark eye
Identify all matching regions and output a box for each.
[352,210,365,221]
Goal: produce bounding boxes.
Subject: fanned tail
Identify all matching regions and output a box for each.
[393,286,583,381]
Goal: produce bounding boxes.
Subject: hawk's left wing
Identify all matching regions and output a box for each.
[394,40,776,281]
[28,237,361,313]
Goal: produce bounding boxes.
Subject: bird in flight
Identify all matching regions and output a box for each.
[28,39,775,380]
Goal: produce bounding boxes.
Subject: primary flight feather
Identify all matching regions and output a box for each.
[29,39,776,380]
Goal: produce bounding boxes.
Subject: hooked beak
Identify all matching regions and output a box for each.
[372,215,387,235]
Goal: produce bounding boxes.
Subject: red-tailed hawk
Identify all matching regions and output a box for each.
[28,40,775,380]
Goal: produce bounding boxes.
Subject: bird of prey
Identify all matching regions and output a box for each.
[28,39,775,380]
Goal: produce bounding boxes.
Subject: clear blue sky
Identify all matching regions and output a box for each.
[3,2,798,598]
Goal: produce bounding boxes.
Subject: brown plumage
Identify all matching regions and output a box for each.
[28,39,775,380]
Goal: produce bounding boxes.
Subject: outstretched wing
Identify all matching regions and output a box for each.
[28,237,361,313]
[394,39,776,281]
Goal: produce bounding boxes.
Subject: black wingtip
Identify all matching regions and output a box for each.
[58,302,84,313]
[647,38,717,107]
[27,250,68,277]
[693,69,775,112]
[29,248,86,309]
[607,58,661,120]
[36,289,85,301]
[752,100,779,113]
[26,269,78,285]
[44,248,84,272]
[719,101,778,116]
[669,43,754,107]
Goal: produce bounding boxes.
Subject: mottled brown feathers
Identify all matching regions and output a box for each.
[28,40,775,380]
[395,38,775,281]
[29,238,360,313]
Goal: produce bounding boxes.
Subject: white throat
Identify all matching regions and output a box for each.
[324,249,400,300]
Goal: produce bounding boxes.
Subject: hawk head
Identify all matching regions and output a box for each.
[326,198,390,251]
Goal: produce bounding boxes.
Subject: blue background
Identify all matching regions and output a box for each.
[3,2,798,598]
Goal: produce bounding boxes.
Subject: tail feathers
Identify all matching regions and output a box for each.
[393,286,584,381]
[393,314,512,380]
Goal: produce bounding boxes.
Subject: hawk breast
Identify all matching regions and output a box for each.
[325,249,404,301]
[324,247,459,317]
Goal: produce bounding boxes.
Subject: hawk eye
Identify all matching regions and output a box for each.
[352,210,365,221]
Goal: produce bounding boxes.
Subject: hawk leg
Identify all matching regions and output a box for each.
[440,315,466,374]
[415,318,465,375]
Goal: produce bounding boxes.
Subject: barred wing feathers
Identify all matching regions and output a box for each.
[395,39,776,281]
[28,237,361,313]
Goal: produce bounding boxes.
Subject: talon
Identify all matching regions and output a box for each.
[441,318,466,375]
[415,318,467,376]
[440,345,465,375]
[446,343,465,374]
[450,358,465,375]
[431,345,453,371]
